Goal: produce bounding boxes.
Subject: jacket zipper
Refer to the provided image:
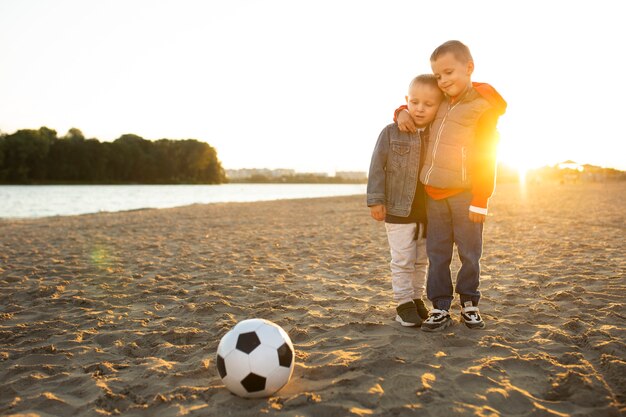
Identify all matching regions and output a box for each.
[424,99,463,184]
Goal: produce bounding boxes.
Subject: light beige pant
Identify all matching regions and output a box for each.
[385,222,428,306]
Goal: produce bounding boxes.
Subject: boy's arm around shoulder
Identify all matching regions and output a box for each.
[366,125,392,207]
[393,105,418,133]
[393,105,408,123]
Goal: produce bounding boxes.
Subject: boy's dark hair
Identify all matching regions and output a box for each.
[430,40,473,64]
[409,74,441,91]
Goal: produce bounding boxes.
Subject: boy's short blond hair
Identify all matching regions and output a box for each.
[430,40,473,64]
[409,74,440,91]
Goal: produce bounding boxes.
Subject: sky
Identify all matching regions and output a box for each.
[1,0,625,174]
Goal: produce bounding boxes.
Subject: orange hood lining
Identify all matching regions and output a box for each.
[473,82,507,115]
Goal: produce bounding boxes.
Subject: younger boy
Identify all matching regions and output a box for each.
[394,40,507,331]
[367,74,444,327]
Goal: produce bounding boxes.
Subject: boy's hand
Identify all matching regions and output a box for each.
[469,211,486,223]
[397,110,417,133]
[370,205,386,221]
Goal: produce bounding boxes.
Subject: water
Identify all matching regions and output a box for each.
[0,184,366,219]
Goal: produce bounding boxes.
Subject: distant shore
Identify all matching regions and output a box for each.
[0,182,624,416]
[228,175,367,184]
[3,162,624,186]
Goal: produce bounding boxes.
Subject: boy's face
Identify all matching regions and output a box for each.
[431,52,474,98]
[405,83,443,128]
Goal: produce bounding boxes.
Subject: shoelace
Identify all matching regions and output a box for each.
[464,311,481,322]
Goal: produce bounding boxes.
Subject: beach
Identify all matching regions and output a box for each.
[1,181,624,417]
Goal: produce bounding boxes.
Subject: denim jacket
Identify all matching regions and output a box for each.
[367,123,423,217]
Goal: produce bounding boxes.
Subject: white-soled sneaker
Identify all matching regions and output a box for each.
[395,301,423,327]
[460,302,485,329]
[421,309,452,332]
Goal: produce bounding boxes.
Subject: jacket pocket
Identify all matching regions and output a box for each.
[390,140,410,169]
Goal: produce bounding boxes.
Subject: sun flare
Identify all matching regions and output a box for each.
[498,148,538,183]
[497,132,557,182]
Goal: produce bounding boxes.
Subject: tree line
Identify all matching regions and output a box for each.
[0,127,226,184]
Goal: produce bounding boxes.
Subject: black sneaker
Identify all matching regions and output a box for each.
[421,309,452,332]
[413,298,430,320]
[460,301,485,329]
[395,301,422,327]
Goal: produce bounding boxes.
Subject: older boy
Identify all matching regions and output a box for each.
[395,40,507,331]
[368,74,444,327]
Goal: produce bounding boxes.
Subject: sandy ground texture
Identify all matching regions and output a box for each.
[1,182,625,417]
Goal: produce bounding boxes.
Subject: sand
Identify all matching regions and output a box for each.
[0,181,624,417]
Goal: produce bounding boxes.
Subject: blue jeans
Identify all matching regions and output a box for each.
[426,191,483,310]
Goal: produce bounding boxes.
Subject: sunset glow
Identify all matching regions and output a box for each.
[1,1,624,173]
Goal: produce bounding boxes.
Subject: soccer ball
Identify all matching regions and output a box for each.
[216,318,295,398]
